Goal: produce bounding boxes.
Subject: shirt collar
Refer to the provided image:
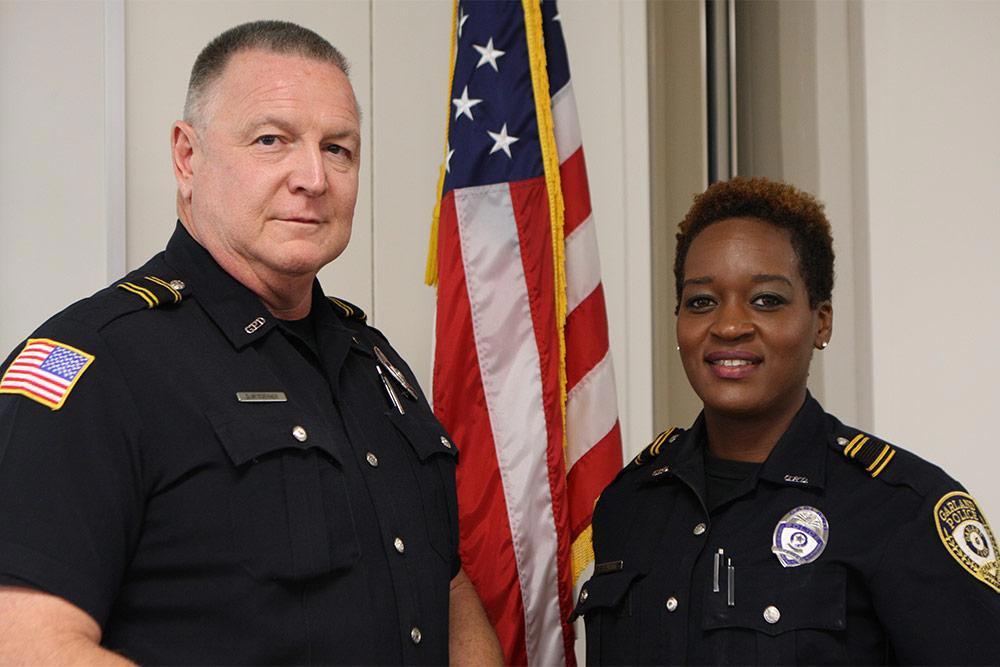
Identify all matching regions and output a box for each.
[162,222,282,350]
[756,392,828,490]
[648,392,828,492]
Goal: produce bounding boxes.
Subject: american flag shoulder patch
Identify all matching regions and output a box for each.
[0,338,95,410]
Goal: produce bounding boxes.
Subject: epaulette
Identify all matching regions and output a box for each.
[837,431,897,478]
[115,274,185,310]
[630,426,681,468]
[327,296,367,322]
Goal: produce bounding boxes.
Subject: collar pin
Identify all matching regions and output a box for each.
[244,316,266,334]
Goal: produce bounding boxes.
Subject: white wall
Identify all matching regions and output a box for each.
[859,0,1000,514]
[0,1,113,355]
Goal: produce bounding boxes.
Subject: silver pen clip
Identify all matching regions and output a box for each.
[713,548,723,593]
[376,364,405,414]
[373,346,418,401]
[727,558,735,607]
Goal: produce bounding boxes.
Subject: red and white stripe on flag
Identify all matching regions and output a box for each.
[427,1,622,664]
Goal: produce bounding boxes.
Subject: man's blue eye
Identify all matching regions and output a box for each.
[327,144,344,155]
[257,135,278,146]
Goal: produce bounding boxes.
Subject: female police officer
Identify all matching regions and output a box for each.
[573,178,1000,664]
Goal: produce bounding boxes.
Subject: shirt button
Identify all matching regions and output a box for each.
[440,436,453,449]
[763,605,781,624]
[837,436,849,446]
[291,425,308,442]
[665,596,679,612]
[410,627,422,644]
[579,588,589,602]
[693,522,707,535]
[169,279,185,291]
[366,452,379,467]
[394,537,405,554]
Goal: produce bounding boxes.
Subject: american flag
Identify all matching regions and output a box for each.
[427,1,622,663]
[0,338,94,410]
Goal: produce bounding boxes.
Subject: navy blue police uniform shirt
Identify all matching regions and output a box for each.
[574,394,1000,665]
[0,223,459,665]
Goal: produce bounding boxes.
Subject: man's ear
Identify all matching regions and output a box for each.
[171,121,198,201]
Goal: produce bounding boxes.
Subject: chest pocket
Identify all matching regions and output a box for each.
[386,410,458,564]
[702,565,847,664]
[573,569,644,666]
[210,411,359,581]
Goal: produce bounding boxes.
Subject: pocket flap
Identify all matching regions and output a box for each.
[209,411,339,466]
[387,411,459,462]
[703,565,846,636]
[572,569,643,620]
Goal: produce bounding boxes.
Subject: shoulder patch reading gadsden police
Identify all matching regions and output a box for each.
[0,338,95,410]
[934,491,1000,593]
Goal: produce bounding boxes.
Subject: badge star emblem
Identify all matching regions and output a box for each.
[488,123,519,158]
[473,37,506,72]
[452,85,483,121]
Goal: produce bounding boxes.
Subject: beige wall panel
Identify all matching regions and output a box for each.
[125,0,374,312]
[369,0,450,382]
[0,1,108,355]
[860,1,1000,516]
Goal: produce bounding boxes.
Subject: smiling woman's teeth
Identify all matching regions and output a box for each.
[712,359,754,366]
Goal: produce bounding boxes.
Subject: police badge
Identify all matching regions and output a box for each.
[934,491,1000,593]
[772,506,829,567]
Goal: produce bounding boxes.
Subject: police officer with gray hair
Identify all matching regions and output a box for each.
[0,20,501,665]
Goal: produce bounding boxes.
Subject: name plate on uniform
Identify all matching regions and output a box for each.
[594,560,624,575]
[236,391,287,403]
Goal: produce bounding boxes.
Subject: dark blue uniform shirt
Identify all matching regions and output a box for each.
[0,223,459,664]
[576,394,1000,664]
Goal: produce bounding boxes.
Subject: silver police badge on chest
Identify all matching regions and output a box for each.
[772,506,829,567]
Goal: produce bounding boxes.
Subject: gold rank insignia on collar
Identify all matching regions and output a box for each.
[632,426,679,467]
[840,432,896,478]
[116,275,185,308]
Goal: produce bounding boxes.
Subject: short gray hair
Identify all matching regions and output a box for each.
[183,20,351,126]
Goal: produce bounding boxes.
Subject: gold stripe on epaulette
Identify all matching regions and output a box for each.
[144,275,182,303]
[117,282,157,308]
[871,448,896,477]
[649,427,675,457]
[865,444,892,473]
[329,297,354,318]
[634,426,676,465]
[846,434,868,458]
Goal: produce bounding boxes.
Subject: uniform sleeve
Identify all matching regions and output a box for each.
[870,483,1000,664]
[0,323,145,627]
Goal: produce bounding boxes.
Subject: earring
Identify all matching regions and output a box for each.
[675,345,680,352]
[819,341,828,350]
